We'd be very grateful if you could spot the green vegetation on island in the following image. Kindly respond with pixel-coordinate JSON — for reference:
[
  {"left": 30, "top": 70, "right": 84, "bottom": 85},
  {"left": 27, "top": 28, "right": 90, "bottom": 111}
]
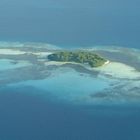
[{"left": 48, "top": 51, "right": 107, "bottom": 67}]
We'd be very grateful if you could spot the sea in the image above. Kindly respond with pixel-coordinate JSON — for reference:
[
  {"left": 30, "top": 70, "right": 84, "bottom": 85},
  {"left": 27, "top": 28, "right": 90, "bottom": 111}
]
[{"left": 0, "top": 0, "right": 140, "bottom": 140}]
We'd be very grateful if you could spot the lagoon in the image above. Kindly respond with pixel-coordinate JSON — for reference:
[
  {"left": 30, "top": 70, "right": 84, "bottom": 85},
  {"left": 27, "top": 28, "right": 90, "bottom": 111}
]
[{"left": 0, "top": 44, "right": 140, "bottom": 140}]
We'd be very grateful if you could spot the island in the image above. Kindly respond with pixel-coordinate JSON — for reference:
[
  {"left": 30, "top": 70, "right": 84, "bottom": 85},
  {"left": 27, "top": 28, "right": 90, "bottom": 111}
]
[
  {"left": 47, "top": 51, "right": 107, "bottom": 67},
  {"left": 0, "top": 42, "right": 140, "bottom": 104}
]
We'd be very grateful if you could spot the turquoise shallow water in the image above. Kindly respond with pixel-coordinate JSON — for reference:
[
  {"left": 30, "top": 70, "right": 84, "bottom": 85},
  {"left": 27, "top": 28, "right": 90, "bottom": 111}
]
[
  {"left": 8, "top": 67, "right": 112, "bottom": 104},
  {"left": 0, "top": 59, "right": 30, "bottom": 71},
  {"left": 0, "top": 43, "right": 140, "bottom": 140}
]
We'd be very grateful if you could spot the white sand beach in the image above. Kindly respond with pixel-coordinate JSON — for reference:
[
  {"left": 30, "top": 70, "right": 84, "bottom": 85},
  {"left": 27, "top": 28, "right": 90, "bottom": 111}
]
[
  {"left": 33, "top": 52, "right": 53, "bottom": 58},
  {"left": 94, "top": 62, "right": 140, "bottom": 79},
  {"left": 45, "top": 60, "right": 140, "bottom": 79},
  {"left": 0, "top": 49, "right": 26, "bottom": 55},
  {"left": 45, "top": 61, "right": 79, "bottom": 66},
  {"left": 0, "top": 48, "right": 52, "bottom": 57}
]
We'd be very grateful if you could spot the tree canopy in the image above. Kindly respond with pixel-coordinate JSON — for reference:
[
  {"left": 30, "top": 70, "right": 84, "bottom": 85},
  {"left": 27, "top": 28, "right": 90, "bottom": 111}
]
[{"left": 48, "top": 51, "right": 107, "bottom": 67}]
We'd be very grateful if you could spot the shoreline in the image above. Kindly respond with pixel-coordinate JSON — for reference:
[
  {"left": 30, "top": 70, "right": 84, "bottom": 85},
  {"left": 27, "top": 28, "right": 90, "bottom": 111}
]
[
  {"left": 93, "top": 61, "right": 140, "bottom": 79},
  {"left": 45, "top": 60, "right": 140, "bottom": 79},
  {"left": 0, "top": 47, "right": 140, "bottom": 80},
  {"left": 103, "top": 60, "right": 110, "bottom": 66},
  {"left": 45, "top": 59, "right": 109, "bottom": 67}
]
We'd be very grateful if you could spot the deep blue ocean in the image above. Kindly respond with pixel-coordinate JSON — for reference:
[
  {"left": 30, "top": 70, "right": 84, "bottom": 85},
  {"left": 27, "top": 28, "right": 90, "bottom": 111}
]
[
  {"left": 0, "top": 0, "right": 140, "bottom": 49},
  {"left": 0, "top": 0, "right": 140, "bottom": 140}
]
